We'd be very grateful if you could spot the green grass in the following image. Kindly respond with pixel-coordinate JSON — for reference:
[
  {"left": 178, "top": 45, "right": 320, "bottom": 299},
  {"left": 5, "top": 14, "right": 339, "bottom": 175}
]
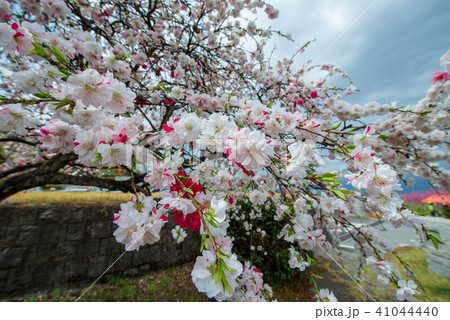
[
  {"left": 7, "top": 262, "right": 314, "bottom": 302},
  {"left": 386, "top": 246, "right": 450, "bottom": 302},
  {"left": 346, "top": 246, "right": 450, "bottom": 302},
  {"left": 50, "top": 289, "right": 62, "bottom": 302},
  {"left": 147, "top": 281, "right": 161, "bottom": 294},
  {"left": 9, "top": 263, "right": 209, "bottom": 302},
  {"left": 406, "top": 203, "right": 450, "bottom": 218}
]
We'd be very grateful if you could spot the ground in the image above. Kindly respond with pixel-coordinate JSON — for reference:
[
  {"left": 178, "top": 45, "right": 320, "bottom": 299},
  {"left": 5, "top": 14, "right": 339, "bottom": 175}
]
[{"left": 3, "top": 246, "right": 448, "bottom": 302}]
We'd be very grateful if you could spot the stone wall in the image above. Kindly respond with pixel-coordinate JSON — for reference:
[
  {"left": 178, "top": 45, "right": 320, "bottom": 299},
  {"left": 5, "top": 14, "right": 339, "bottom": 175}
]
[{"left": 0, "top": 204, "right": 200, "bottom": 297}]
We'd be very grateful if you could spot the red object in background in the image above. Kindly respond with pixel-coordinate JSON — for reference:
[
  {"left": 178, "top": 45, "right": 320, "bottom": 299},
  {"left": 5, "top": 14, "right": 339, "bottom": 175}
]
[
  {"left": 402, "top": 189, "right": 449, "bottom": 204},
  {"left": 421, "top": 194, "right": 450, "bottom": 205}
]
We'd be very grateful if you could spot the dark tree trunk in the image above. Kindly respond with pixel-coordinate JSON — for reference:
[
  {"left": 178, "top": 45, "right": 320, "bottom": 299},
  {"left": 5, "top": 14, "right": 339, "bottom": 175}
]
[{"left": 0, "top": 153, "right": 145, "bottom": 201}]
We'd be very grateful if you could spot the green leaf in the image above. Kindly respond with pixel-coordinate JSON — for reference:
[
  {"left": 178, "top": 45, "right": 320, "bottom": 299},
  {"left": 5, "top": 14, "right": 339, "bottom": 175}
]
[
  {"left": 288, "top": 203, "right": 295, "bottom": 215},
  {"left": 331, "top": 189, "right": 346, "bottom": 200},
  {"left": 306, "top": 255, "right": 316, "bottom": 264},
  {"left": 29, "top": 38, "right": 49, "bottom": 59},
  {"left": 379, "top": 134, "right": 389, "bottom": 142},
  {"left": 221, "top": 272, "right": 232, "bottom": 293},
  {"left": 345, "top": 145, "right": 356, "bottom": 152},
  {"left": 331, "top": 122, "right": 342, "bottom": 130},
  {"left": 215, "top": 259, "right": 234, "bottom": 294},
  {"left": 288, "top": 227, "right": 294, "bottom": 237},
  {"left": 426, "top": 232, "right": 444, "bottom": 250},
  {"left": 57, "top": 67, "right": 73, "bottom": 76},
  {"left": 200, "top": 234, "right": 208, "bottom": 251},
  {"left": 131, "top": 158, "right": 137, "bottom": 171},
  {"left": 93, "top": 153, "right": 102, "bottom": 164},
  {"left": 218, "top": 250, "right": 230, "bottom": 260},
  {"left": 206, "top": 216, "right": 219, "bottom": 228},
  {"left": 431, "top": 237, "right": 440, "bottom": 250},
  {"left": 33, "top": 92, "right": 52, "bottom": 99},
  {"left": 221, "top": 261, "right": 236, "bottom": 273},
  {"left": 320, "top": 173, "right": 337, "bottom": 179},
  {"left": 49, "top": 45, "right": 67, "bottom": 64},
  {"left": 271, "top": 157, "right": 280, "bottom": 164},
  {"left": 321, "top": 175, "right": 339, "bottom": 183},
  {"left": 53, "top": 101, "right": 70, "bottom": 109}
]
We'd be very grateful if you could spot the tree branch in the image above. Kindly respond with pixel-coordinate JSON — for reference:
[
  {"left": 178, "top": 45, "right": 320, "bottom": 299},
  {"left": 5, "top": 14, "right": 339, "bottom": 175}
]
[
  {"left": 0, "top": 162, "right": 44, "bottom": 179},
  {"left": 0, "top": 151, "right": 150, "bottom": 200},
  {"left": 0, "top": 137, "right": 39, "bottom": 146},
  {"left": 0, "top": 152, "right": 77, "bottom": 200}
]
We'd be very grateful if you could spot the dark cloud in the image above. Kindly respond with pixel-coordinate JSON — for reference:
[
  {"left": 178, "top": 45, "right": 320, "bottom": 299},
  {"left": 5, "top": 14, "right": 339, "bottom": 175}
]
[{"left": 255, "top": 0, "right": 450, "bottom": 105}]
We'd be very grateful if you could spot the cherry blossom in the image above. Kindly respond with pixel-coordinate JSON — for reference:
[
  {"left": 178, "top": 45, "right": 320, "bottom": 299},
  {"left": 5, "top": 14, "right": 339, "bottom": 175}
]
[
  {"left": 396, "top": 280, "right": 420, "bottom": 301},
  {"left": 171, "top": 225, "right": 187, "bottom": 244},
  {"left": 113, "top": 196, "right": 168, "bottom": 251},
  {"left": 316, "top": 288, "right": 338, "bottom": 302},
  {"left": 191, "top": 250, "right": 243, "bottom": 301}
]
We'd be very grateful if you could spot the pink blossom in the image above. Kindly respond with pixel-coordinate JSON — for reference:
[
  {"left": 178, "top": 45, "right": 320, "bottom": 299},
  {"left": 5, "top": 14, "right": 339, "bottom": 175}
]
[{"left": 431, "top": 71, "right": 450, "bottom": 84}]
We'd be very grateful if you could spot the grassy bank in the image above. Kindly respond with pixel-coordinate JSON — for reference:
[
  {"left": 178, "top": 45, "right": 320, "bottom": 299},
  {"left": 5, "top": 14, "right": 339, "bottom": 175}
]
[
  {"left": 4, "top": 191, "right": 160, "bottom": 204},
  {"left": 346, "top": 246, "right": 450, "bottom": 302},
  {"left": 406, "top": 203, "right": 450, "bottom": 218},
  {"left": 385, "top": 246, "right": 450, "bottom": 302}
]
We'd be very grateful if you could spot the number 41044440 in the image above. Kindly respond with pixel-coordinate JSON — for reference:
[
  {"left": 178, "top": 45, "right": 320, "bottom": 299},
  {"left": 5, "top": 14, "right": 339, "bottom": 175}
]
[{"left": 376, "top": 307, "right": 438, "bottom": 317}]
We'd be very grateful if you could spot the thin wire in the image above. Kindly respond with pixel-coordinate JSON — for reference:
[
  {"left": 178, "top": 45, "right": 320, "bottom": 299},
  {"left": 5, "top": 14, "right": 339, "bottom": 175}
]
[
  {"left": 312, "top": 0, "right": 379, "bottom": 65},
  {"left": 75, "top": 249, "right": 128, "bottom": 302}
]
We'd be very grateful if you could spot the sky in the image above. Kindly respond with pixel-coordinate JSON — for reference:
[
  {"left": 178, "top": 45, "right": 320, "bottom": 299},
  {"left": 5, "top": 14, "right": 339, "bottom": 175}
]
[{"left": 254, "top": 0, "right": 450, "bottom": 106}]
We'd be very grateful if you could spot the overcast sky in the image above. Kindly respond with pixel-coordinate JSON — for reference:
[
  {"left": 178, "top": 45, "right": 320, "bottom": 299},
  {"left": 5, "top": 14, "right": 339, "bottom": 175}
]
[{"left": 254, "top": 0, "right": 450, "bottom": 106}]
